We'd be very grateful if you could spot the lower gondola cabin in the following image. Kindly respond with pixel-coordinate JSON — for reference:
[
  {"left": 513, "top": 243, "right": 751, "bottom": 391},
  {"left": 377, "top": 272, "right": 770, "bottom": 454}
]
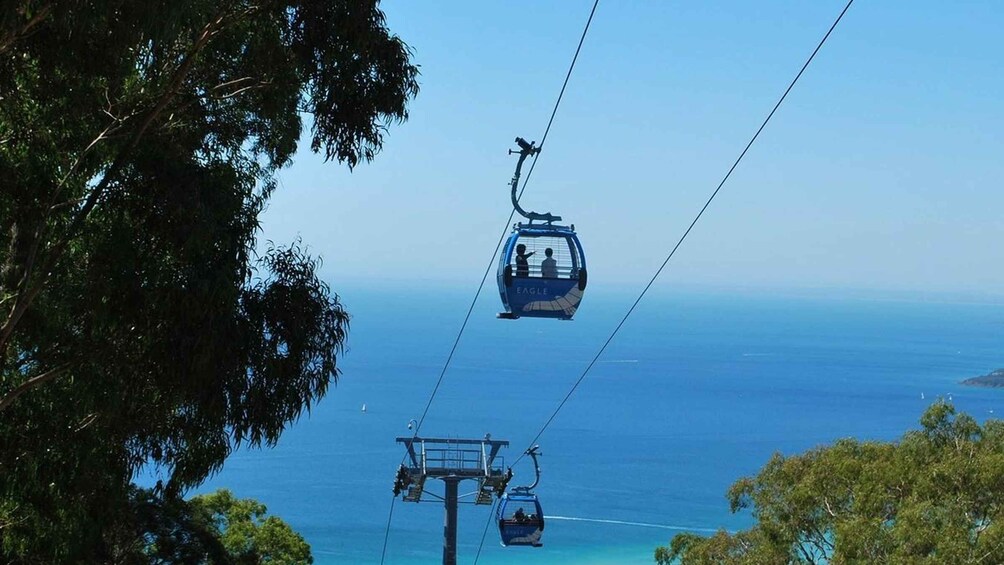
[{"left": 497, "top": 490, "right": 544, "bottom": 547}]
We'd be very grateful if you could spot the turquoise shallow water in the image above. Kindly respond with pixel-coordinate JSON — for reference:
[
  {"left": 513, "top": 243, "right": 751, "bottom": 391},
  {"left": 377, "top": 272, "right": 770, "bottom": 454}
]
[{"left": 149, "top": 285, "right": 1004, "bottom": 564}]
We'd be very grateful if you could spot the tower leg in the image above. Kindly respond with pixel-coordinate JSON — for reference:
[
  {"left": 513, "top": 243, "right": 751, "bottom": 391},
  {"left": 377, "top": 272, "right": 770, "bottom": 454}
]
[{"left": 443, "top": 478, "right": 459, "bottom": 565}]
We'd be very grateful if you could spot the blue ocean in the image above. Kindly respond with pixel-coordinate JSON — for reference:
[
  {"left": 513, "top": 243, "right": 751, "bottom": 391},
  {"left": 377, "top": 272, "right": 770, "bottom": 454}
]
[{"left": 177, "top": 284, "right": 1004, "bottom": 564}]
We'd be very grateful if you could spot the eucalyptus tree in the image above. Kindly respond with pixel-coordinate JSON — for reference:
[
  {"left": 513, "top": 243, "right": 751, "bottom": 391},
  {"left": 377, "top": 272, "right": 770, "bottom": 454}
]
[
  {"left": 189, "top": 489, "right": 312, "bottom": 564},
  {"left": 657, "top": 402, "right": 1004, "bottom": 564},
  {"left": 105, "top": 488, "right": 311, "bottom": 564},
  {"left": 0, "top": 0, "right": 418, "bottom": 560}
]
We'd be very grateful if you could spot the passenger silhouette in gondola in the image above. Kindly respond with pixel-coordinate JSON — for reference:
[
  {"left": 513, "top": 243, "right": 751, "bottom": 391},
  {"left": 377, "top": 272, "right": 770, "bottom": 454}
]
[
  {"left": 514, "top": 507, "right": 527, "bottom": 523},
  {"left": 515, "top": 244, "right": 535, "bottom": 278},
  {"left": 541, "top": 248, "right": 558, "bottom": 278}
]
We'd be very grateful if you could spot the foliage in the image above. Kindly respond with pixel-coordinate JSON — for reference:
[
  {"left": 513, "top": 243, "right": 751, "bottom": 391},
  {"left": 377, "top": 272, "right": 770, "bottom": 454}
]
[
  {"left": 656, "top": 401, "right": 1004, "bottom": 564},
  {"left": 190, "top": 489, "right": 312, "bottom": 565},
  {"left": 0, "top": 0, "right": 417, "bottom": 561},
  {"left": 102, "top": 487, "right": 310, "bottom": 564},
  {"left": 104, "top": 487, "right": 231, "bottom": 565}
]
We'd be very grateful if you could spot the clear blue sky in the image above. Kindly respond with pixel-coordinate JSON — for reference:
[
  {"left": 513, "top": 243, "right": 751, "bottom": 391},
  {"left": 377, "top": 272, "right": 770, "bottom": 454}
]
[{"left": 259, "top": 1, "right": 1004, "bottom": 299}]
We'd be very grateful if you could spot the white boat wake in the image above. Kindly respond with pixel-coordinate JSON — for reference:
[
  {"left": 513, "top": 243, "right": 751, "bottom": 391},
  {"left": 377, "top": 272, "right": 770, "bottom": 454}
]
[{"left": 546, "top": 515, "right": 722, "bottom": 533}]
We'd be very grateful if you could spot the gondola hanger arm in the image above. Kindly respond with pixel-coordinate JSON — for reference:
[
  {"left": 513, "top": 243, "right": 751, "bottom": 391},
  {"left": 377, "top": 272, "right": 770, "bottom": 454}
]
[
  {"left": 509, "top": 137, "right": 561, "bottom": 224},
  {"left": 523, "top": 445, "right": 542, "bottom": 491}
]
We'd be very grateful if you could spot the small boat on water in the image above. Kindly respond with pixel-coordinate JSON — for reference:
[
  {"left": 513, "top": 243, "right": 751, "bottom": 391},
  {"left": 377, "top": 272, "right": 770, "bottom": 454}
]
[{"left": 361, "top": 403, "right": 367, "bottom": 413}]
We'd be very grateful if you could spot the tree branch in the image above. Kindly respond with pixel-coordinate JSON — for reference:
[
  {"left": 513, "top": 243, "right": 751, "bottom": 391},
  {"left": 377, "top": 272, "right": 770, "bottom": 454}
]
[
  {"left": 0, "top": 505, "right": 28, "bottom": 531},
  {"left": 823, "top": 498, "right": 838, "bottom": 518},
  {"left": 796, "top": 540, "right": 817, "bottom": 564},
  {"left": 0, "top": 363, "right": 70, "bottom": 412},
  {"left": 74, "top": 412, "right": 99, "bottom": 432},
  {"left": 0, "top": 3, "right": 53, "bottom": 55},
  {"left": 212, "top": 80, "right": 272, "bottom": 101}
]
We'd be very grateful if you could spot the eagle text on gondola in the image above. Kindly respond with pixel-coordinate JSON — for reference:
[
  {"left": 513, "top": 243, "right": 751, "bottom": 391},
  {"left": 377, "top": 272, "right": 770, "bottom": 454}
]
[{"left": 516, "top": 287, "right": 550, "bottom": 295}]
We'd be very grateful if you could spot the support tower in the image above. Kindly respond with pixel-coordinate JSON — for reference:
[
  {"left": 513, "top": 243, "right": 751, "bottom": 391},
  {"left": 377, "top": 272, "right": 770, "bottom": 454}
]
[{"left": 393, "top": 436, "right": 512, "bottom": 565}]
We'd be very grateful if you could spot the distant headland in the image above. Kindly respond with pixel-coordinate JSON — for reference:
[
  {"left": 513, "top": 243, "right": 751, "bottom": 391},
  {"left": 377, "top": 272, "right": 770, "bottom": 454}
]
[{"left": 961, "top": 369, "right": 1004, "bottom": 388}]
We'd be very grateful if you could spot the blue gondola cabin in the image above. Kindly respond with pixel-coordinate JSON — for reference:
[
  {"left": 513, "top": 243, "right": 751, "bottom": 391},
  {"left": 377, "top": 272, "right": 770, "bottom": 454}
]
[
  {"left": 497, "top": 224, "right": 587, "bottom": 320},
  {"left": 497, "top": 490, "right": 545, "bottom": 547}
]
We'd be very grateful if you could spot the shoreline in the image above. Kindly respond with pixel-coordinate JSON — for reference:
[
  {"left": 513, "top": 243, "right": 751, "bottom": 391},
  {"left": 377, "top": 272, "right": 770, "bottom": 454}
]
[{"left": 961, "top": 368, "right": 1004, "bottom": 388}]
